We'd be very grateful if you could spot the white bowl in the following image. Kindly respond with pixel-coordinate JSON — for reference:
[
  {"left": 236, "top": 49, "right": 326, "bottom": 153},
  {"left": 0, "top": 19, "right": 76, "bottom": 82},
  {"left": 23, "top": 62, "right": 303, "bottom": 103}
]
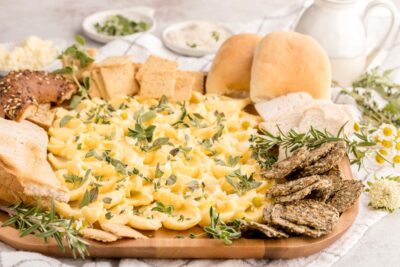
[
  {"left": 0, "top": 38, "right": 66, "bottom": 77},
  {"left": 82, "top": 6, "right": 156, "bottom": 44},
  {"left": 162, "top": 21, "right": 233, "bottom": 57}
]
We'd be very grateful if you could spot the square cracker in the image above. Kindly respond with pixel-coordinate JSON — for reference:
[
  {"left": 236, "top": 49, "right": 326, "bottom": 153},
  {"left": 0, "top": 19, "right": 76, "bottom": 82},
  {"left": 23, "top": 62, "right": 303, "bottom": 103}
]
[
  {"left": 91, "top": 69, "right": 108, "bottom": 99},
  {"left": 139, "top": 70, "right": 176, "bottom": 98},
  {"left": 183, "top": 71, "right": 206, "bottom": 93},
  {"left": 174, "top": 71, "right": 195, "bottom": 101},
  {"left": 136, "top": 55, "right": 178, "bottom": 82},
  {"left": 95, "top": 55, "right": 133, "bottom": 68},
  {"left": 88, "top": 72, "right": 102, "bottom": 99},
  {"left": 100, "top": 63, "right": 139, "bottom": 98}
]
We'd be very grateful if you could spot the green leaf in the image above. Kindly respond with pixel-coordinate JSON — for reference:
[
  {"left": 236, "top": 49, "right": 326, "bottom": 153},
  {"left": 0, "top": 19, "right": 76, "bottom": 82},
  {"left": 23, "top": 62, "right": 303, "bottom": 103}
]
[
  {"left": 59, "top": 115, "right": 73, "bottom": 127},
  {"left": 20, "top": 224, "right": 39, "bottom": 237},
  {"left": 102, "top": 197, "right": 112, "bottom": 204},
  {"left": 69, "top": 95, "right": 82, "bottom": 109},
  {"left": 141, "top": 111, "right": 157, "bottom": 122},
  {"left": 165, "top": 174, "right": 177, "bottom": 186},
  {"left": 105, "top": 212, "right": 113, "bottom": 220},
  {"left": 53, "top": 66, "right": 73, "bottom": 75},
  {"left": 85, "top": 149, "right": 97, "bottom": 158},
  {"left": 63, "top": 173, "right": 82, "bottom": 184},
  {"left": 75, "top": 35, "right": 86, "bottom": 46},
  {"left": 155, "top": 164, "right": 164, "bottom": 178},
  {"left": 187, "top": 180, "right": 199, "bottom": 191},
  {"left": 79, "top": 187, "right": 98, "bottom": 208}
]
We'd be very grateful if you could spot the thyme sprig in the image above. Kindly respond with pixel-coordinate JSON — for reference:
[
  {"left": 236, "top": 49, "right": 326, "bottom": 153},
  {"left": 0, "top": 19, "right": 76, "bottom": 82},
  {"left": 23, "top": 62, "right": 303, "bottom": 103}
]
[
  {"left": 250, "top": 124, "right": 376, "bottom": 168},
  {"left": 203, "top": 207, "right": 241, "bottom": 245},
  {"left": 341, "top": 67, "right": 400, "bottom": 127},
  {"left": 0, "top": 199, "right": 89, "bottom": 258}
]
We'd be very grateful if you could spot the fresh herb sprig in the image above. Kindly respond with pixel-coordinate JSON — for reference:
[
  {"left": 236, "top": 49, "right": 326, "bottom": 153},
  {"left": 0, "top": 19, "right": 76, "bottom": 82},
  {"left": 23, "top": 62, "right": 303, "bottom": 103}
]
[
  {"left": 151, "top": 202, "right": 174, "bottom": 215},
  {"left": 54, "top": 35, "right": 94, "bottom": 108},
  {"left": 250, "top": 124, "right": 376, "bottom": 168},
  {"left": 94, "top": 15, "right": 149, "bottom": 36},
  {"left": 0, "top": 199, "right": 89, "bottom": 258},
  {"left": 225, "top": 169, "right": 261, "bottom": 194},
  {"left": 341, "top": 68, "right": 400, "bottom": 127},
  {"left": 203, "top": 207, "right": 241, "bottom": 245}
]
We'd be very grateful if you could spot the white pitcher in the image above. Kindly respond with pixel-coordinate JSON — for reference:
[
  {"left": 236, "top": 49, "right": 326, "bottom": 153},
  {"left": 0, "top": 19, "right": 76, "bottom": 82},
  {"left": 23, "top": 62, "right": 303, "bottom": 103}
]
[{"left": 295, "top": 0, "right": 400, "bottom": 85}]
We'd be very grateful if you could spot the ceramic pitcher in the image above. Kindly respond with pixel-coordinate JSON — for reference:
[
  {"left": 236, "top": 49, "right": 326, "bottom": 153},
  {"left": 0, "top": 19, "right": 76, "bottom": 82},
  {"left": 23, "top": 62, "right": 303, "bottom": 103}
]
[{"left": 295, "top": 0, "right": 400, "bottom": 85}]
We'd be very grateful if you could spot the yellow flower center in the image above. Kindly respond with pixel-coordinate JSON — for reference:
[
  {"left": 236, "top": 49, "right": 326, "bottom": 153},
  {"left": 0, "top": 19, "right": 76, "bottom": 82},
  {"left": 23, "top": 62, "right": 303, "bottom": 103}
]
[
  {"left": 383, "top": 127, "right": 393, "bottom": 136},
  {"left": 375, "top": 154, "right": 385, "bottom": 164},
  {"left": 379, "top": 149, "right": 388, "bottom": 156},
  {"left": 353, "top": 123, "right": 360, "bottom": 132},
  {"left": 394, "top": 155, "right": 400, "bottom": 164},
  {"left": 381, "top": 140, "right": 392, "bottom": 148},
  {"left": 396, "top": 142, "right": 400, "bottom": 151}
]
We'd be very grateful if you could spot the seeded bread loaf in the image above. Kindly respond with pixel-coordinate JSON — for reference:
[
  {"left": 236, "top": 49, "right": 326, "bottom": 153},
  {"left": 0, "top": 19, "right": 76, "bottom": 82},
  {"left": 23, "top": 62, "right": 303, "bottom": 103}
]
[{"left": 0, "top": 70, "right": 77, "bottom": 121}]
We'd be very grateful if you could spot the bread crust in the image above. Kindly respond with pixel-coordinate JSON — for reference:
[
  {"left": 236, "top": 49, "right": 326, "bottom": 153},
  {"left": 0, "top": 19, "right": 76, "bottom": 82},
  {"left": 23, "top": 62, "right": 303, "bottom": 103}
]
[
  {"left": 0, "top": 118, "right": 69, "bottom": 204},
  {"left": 250, "top": 32, "right": 331, "bottom": 102},
  {"left": 206, "top": 33, "right": 261, "bottom": 97},
  {"left": 0, "top": 70, "right": 77, "bottom": 121}
]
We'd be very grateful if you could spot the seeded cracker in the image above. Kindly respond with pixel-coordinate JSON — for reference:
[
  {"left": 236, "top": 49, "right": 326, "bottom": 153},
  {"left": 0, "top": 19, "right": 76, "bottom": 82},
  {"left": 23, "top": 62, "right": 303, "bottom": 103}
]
[
  {"left": 298, "top": 141, "right": 346, "bottom": 177},
  {"left": 327, "top": 180, "right": 364, "bottom": 213},
  {"left": 270, "top": 200, "right": 339, "bottom": 238},
  {"left": 239, "top": 220, "right": 289, "bottom": 239},
  {"left": 261, "top": 148, "right": 309, "bottom": 179},
  {"left": 267, "top": 175, "right": 332, "bottom": 203}
]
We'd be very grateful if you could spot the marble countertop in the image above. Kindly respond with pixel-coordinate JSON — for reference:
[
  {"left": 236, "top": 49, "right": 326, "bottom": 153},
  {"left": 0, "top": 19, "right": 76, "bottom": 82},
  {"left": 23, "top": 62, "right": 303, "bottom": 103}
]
[{"left": 1, "top": 0, "right": 400, "bottom": 266}]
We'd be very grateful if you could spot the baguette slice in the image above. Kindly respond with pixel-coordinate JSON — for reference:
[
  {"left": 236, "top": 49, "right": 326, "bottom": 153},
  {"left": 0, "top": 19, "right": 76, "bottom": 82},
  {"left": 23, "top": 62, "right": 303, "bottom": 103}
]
[{"left": 0, "top": 118, "right": 69, "bottom": 204}]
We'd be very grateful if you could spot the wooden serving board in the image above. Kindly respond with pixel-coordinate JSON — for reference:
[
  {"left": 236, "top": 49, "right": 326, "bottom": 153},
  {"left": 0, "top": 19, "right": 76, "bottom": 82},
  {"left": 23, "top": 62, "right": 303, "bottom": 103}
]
[{"left": 0, "top": 158, "right": 359, "bottom": 259}]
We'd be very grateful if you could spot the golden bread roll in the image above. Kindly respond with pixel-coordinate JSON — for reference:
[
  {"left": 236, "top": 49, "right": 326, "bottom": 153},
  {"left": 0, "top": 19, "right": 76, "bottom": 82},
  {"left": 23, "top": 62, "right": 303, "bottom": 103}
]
[
  {"left": 206, "top": 33, "right": 261, "bottom": 97},
  {"left": 250, "top": 31, "right": 331, "bottom": 102}
]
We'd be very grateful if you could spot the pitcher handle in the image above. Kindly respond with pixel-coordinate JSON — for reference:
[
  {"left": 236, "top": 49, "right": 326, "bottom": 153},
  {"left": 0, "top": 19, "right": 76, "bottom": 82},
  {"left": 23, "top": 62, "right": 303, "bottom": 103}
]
[{"left": 363, "top": 0, "right": 400, "bottom": 69}]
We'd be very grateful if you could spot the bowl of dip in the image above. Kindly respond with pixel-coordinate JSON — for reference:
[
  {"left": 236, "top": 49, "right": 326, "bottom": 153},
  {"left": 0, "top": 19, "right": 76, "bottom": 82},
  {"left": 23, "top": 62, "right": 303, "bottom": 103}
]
[
  {"left": 82, "top": 6, "right": 156, "bottom": 43},
  {"left": 162, "top": 21, "right": 233, "bottom": 57}
]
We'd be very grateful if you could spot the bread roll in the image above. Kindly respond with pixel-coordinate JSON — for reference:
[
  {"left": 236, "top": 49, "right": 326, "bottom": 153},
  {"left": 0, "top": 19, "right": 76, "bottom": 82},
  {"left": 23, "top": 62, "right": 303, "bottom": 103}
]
[
  {"left": 206, "top": 33, "right": 261, "bottom": 97},
  {"left": 250, "top": 32, "right": 331, "bottom": 102}
]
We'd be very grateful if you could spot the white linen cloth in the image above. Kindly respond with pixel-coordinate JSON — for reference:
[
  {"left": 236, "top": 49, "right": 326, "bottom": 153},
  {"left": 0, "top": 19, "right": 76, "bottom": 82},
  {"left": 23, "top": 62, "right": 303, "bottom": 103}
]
[{"left": 2, "top": 0, "right": 400, "bottom": 266}]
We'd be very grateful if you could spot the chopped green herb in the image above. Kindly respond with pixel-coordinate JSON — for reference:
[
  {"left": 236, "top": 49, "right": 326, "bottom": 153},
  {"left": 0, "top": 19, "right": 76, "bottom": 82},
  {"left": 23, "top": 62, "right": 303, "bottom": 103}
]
[
  {"left": 203, "top": 207, "right": 241, "bottom": 245},
  {"left": 225, "top": 169, "right": 261, "bottom": 194},
  {"left": 105, "top": 212, "right": 113, "bottom": 220},
  {"left": 102, "top": 197, "right": 112, "bottom": 204},
  {"left": 151, "top": 202, "right": 174, "bottom": 215},
  {"left": 189, "top": 233, "right": 196, "bottom": 239},
  {"left": 94, "top": 15, "right": 149, "bottom": 36},
  {"left": 165, "top": 174, "right": 177, "bottom": 186},
  {"left": 211, "top": 31, "right": 220, "bottom": 41},
  {"left": 63, "top": 173, "right": 82, "bottom": 184},
  {"left": 79, "top": 187, "right": 99, "bottom": 208},
  {"left": 155, "top": 164, "right": 164, "bottom": 179},
  {"left": 59, "top": 115, "right": 73, "bottom": 127},
  {"left": 187, "top": 180, "right": 199, "bottom": 191}
]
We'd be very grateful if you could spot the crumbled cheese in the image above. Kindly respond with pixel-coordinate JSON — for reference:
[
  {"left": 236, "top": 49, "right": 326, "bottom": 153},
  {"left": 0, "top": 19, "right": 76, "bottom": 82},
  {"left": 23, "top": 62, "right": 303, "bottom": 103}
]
[
  {"left": 0, "top": 36, "right": 58, "bottom": 71},
  {"left": 369, "top": 179, "right": 400, "bottom": 212}
]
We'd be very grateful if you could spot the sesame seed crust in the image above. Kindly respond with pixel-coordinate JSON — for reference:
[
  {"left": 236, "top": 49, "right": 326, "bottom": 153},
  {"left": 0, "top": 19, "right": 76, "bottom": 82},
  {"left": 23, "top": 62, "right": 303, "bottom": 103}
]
[{"left": 0, "top": 70, "right": 77, "bottom": 121}]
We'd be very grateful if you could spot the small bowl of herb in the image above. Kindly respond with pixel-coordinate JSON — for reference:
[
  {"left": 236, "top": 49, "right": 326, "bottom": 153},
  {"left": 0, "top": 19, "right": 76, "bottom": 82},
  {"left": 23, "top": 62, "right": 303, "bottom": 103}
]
[{"left": 82, "top": 6, "right": 156, "bottom": 43}]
